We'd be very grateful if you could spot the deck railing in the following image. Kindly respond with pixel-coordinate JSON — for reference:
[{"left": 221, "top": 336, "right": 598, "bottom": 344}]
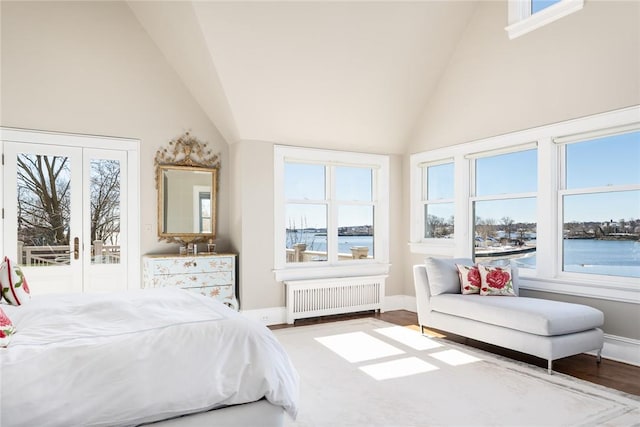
[
  {"left": 286, "top": 244, "right": 371, "bottom": 262},
  {"left": 17, "top": 241, "right": 120, "bottom": 266}
]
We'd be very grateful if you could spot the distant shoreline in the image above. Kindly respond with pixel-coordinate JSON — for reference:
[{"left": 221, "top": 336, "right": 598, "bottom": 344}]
[{"left": 564, "top": 235, "right": 639, "bottom": 241}]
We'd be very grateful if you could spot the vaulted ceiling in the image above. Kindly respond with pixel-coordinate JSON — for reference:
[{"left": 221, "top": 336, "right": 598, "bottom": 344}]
[{"left": 128, "top": 1, "right": 478, "bottom": 154}]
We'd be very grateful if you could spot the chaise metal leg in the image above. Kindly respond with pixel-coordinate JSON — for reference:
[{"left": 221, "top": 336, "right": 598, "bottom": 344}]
[
  {"left": 421, "top": 325, "right": 425, "bottom": 335},
  {"left": 596, "top": 349, "right": 602, "bottom": 364},
  {"left": 547, "top": 360, "right": 553, "bottom": 375}
]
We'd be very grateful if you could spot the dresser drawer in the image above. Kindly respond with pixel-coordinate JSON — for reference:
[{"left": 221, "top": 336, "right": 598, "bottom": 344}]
[
  {"left": 148, "top": 272, "right": 233, "bottom": 289},
  {"left": 184, "top": 284, "right": 234, "bottom": 300},
  {"left": 150, "top": 256, "right": 234, "bottom": 275}
]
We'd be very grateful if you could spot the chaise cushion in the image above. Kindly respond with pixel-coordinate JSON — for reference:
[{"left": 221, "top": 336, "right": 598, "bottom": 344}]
[
  {"left": 430, "top": 294, "right": 604, "bottom": 336},
  {"left": 425, "top": 257, "right": 474, "bottom": 296}
]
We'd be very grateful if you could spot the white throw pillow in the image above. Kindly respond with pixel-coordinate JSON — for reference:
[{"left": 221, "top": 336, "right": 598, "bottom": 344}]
[{"left": 424, "top": 257, "right": 474, "bottom": 296}]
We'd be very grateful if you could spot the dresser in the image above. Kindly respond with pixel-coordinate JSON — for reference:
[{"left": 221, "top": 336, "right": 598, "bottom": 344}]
[{"left": 142, "top": 253, "right": 238, "bottom": 310}]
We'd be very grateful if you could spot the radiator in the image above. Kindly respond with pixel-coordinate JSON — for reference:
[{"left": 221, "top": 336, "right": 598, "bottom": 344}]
[{"left": 284, "top": 275, "right": 386, "bottom": 324}]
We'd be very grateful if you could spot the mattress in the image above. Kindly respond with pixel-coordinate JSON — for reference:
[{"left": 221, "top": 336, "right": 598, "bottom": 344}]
[{"left": 0, "top": 288, "right": 299, "bottom": 426}]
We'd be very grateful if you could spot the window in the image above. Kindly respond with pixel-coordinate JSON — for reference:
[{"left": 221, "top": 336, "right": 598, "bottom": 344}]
[
  {"left": 472, "top": 148, "right": 537, "bottom": 269},
  {"left": 506, "top": 0, "right": 584, "bottom": 39},
  {"left": 274, "top": 146, "right": 389, "bottom": 280},
  {"left": 410, "top": 106, "right": 639, "bottom": 302},
  {"left": 559, "top": 130, "right": 640, "bottom": 279},
  {"left": 422, "top": 161, "right": 454, "bottom": 239}
]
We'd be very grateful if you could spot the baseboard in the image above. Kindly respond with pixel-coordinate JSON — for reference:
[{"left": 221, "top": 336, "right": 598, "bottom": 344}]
[
  {"left": 598, "top": 334, "right": 640, "bottom": 367},
  {"left": 240, "top": 306, "right": 287, "bottom": 326},
  {"left": 383, "top": 295, "right": 416, "bottom": 312}
]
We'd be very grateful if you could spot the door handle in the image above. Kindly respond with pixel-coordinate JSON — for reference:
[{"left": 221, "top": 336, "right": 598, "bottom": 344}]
[{"left": 74, "top": 237, "right": 80, "bottom": 260}]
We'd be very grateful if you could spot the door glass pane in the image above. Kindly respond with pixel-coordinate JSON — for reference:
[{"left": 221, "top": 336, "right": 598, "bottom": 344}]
[
  {"left": 424, "top": 203, "right": 454, "bottom": 238},
  {"left": 17, "top": 154, "right": 71, "bottom": 267},
  {"left": 90, "top": 159, "right": 121, "bottom": 264},
  {"left": 286, "top": 204, "right": 327, "bottom": 263},
  {"left": 338, "top": 205, "right": 374, "bottom": 261},
  {"left": 476, "top": 149, "right": 537, "bottom": 196},
  {"left": 473, "top": 198, "right": 537, "bottom": 269},
  {"left": 336, "top": 167, "right": 372, "bottom": 202},
  {"left": 563, "top": 191, "right": 640, "bottom": 278}
]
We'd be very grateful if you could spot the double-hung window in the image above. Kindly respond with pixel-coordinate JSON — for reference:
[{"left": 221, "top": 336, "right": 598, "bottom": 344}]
[
  {"left": 557, "top": 129, "right": 640, "bottom": 279},
  {"left": 471, "top": 146, "right": 538, "bottom": 269},
  {"left": 410, "top": 106, "right": 639, "bottom": 302},
  {"left": 274, "top": 145, "right": 389, "bottom": 281},
  {"left": 422, "top": 161, "right": 455, "bottom": 240}
]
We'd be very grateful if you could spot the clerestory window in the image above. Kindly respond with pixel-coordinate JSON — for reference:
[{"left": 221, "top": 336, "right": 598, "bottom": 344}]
[{"left": 506, "top": 0, "right": 584, "bottom": 39}]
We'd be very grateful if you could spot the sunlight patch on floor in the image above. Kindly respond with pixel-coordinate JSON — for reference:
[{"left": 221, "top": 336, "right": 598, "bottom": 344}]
[
  {"left": 359, "top": 357, "right": 439, "bottom": 380},
  {"left": 429, "top": 349, "right": 482, "bottom": 366},
  {"left": 315, "top": 331, "right": 404, "bottom": 363},
  {"left": 374, "top": 326, "right": 444, "bottom": 351}
]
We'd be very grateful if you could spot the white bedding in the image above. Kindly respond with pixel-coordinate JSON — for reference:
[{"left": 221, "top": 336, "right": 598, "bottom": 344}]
[{"left": 0, "top": 288, "right": 299, "bottom": 426}]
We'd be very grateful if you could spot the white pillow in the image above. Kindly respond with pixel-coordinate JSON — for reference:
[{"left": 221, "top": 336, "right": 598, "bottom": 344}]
[{"left": 424, "top": 257, "right": 474, "bottom": 296}]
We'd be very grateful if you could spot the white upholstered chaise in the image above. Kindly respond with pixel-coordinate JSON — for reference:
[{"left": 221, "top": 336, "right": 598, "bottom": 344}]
[{"left": 413, "top": 259, "right": 604, "bottom": 374}]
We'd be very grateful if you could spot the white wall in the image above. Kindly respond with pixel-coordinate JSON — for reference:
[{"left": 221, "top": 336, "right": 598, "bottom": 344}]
[
  {"left": 230, "top": 140, "right": 406, "bottom": 311},
  {"left": 404, "top": 0, "right": 640, "bottom": 339},
  {"left": 408, "top": 0, "right": 639, "bottom": 154},
  {"left": 0, "top": 1, "right": 230, "bottom": 259}
]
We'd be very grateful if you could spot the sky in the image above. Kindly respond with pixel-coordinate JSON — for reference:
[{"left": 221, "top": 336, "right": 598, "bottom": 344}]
[{"left": 285, "top": 131, "right": 640, "bottom": 229}]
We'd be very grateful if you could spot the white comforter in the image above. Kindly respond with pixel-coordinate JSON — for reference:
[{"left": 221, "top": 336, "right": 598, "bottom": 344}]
[{"left": 0, "top": 288, "right": 299, "bottom": 426}]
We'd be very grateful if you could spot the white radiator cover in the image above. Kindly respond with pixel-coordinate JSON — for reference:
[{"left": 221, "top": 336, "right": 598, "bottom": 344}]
[{"left": 284, "top": 275, "right": 386, "bottom": 324}]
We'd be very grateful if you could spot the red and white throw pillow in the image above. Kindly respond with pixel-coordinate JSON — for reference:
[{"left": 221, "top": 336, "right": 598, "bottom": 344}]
[
  {"left": 0, "top": 306, "right": 16, "bottom": 347},
  {"left": 456, "top": 264, "right": 481, "bottom": 294},
  {"left": 478, "top": 264, "right": 516, "bottom": 296},
  {"left": 0, "top": 256, "right": 31, "bottom": 305}
]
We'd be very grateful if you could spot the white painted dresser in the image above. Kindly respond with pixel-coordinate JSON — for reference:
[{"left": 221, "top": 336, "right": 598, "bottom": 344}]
[{"left": 142, "top": 253, "right": 238, "bottom": 310}]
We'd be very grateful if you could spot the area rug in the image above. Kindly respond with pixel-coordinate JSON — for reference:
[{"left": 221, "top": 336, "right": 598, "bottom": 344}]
[{"left": 273, "top": 318, "right": 640, "bottom": 427}]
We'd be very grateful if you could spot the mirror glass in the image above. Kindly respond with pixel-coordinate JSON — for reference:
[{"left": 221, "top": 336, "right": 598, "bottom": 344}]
[{"left": 158, "top": 165, "right": 217, "bottom": 241}]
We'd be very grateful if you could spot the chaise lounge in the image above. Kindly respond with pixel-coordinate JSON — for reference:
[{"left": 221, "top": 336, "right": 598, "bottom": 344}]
[{"left": 413, "top": 258, "right": 605, "bottom": 374}]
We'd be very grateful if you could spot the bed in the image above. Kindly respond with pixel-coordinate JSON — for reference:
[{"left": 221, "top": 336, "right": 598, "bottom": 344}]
[{"left": 0, "top": 288, "right": 299, "bottom": 426}]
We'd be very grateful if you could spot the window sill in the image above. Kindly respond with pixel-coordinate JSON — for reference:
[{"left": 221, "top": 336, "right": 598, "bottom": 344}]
[
  {"left": 505, "top": 0, "right": 584, "bottom": 39},
  {"left": 408, "top": 241, "right": 456, "bottom": 257},
  {"left": 274, "top": 262, "right": 390, "bottom": 282},
  {"left": 519, "top": 276, "right": 639, "bottom": 304}
]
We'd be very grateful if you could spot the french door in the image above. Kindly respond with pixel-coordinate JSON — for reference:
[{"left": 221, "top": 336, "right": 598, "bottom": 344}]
[{"left": 1, "top": 129, "right": 139, "bottom": 294}]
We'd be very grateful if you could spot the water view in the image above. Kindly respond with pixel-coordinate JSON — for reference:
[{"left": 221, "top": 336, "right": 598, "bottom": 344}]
[{"left": 500, "top": 239, "right": 640, "bottom": 278}]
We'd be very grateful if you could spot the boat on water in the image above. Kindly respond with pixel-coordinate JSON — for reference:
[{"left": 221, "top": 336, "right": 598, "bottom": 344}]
[{"left": 475, "top": 245, "right": 536, "bottom": 257}]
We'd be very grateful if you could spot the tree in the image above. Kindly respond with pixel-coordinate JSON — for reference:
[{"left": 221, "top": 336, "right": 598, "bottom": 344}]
[
  {"left": 17, "top": 154, "right": 70, "bottom": 246},
  {"left": 90, "top": 160, "right": 121, "bottom": 245},
  {"left": 501, "top": 216, "right": 514, "bottom": 240},
  {"left": 17, "top": 155, "right": 121, "bottom": 248}
]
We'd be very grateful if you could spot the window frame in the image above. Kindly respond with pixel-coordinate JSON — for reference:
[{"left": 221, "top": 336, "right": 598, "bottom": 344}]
[
  {"left": 469, "top": 144, "right": 538, "bottom": 267},
  {"left": 421, "top": 159, "right": 456, "bottom": 241},
  {"left": 274, "top": 145, "right": 390, "bottom": 281},
  {"left": 505, "top": 0, "right": 584, "bottom": 40},
  {"left": 409, "top": 106, "right": 640, "bottom": 303}
]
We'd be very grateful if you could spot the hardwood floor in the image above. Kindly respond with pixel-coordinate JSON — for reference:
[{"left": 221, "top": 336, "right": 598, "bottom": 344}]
[{"left": 270, "top": 309, "right": 640, "bottom": 397}]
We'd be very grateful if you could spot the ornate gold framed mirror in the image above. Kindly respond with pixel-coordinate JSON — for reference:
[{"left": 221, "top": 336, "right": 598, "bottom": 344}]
[{"left": 155, "top": 133, "right": 220, "bottom": 244}]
